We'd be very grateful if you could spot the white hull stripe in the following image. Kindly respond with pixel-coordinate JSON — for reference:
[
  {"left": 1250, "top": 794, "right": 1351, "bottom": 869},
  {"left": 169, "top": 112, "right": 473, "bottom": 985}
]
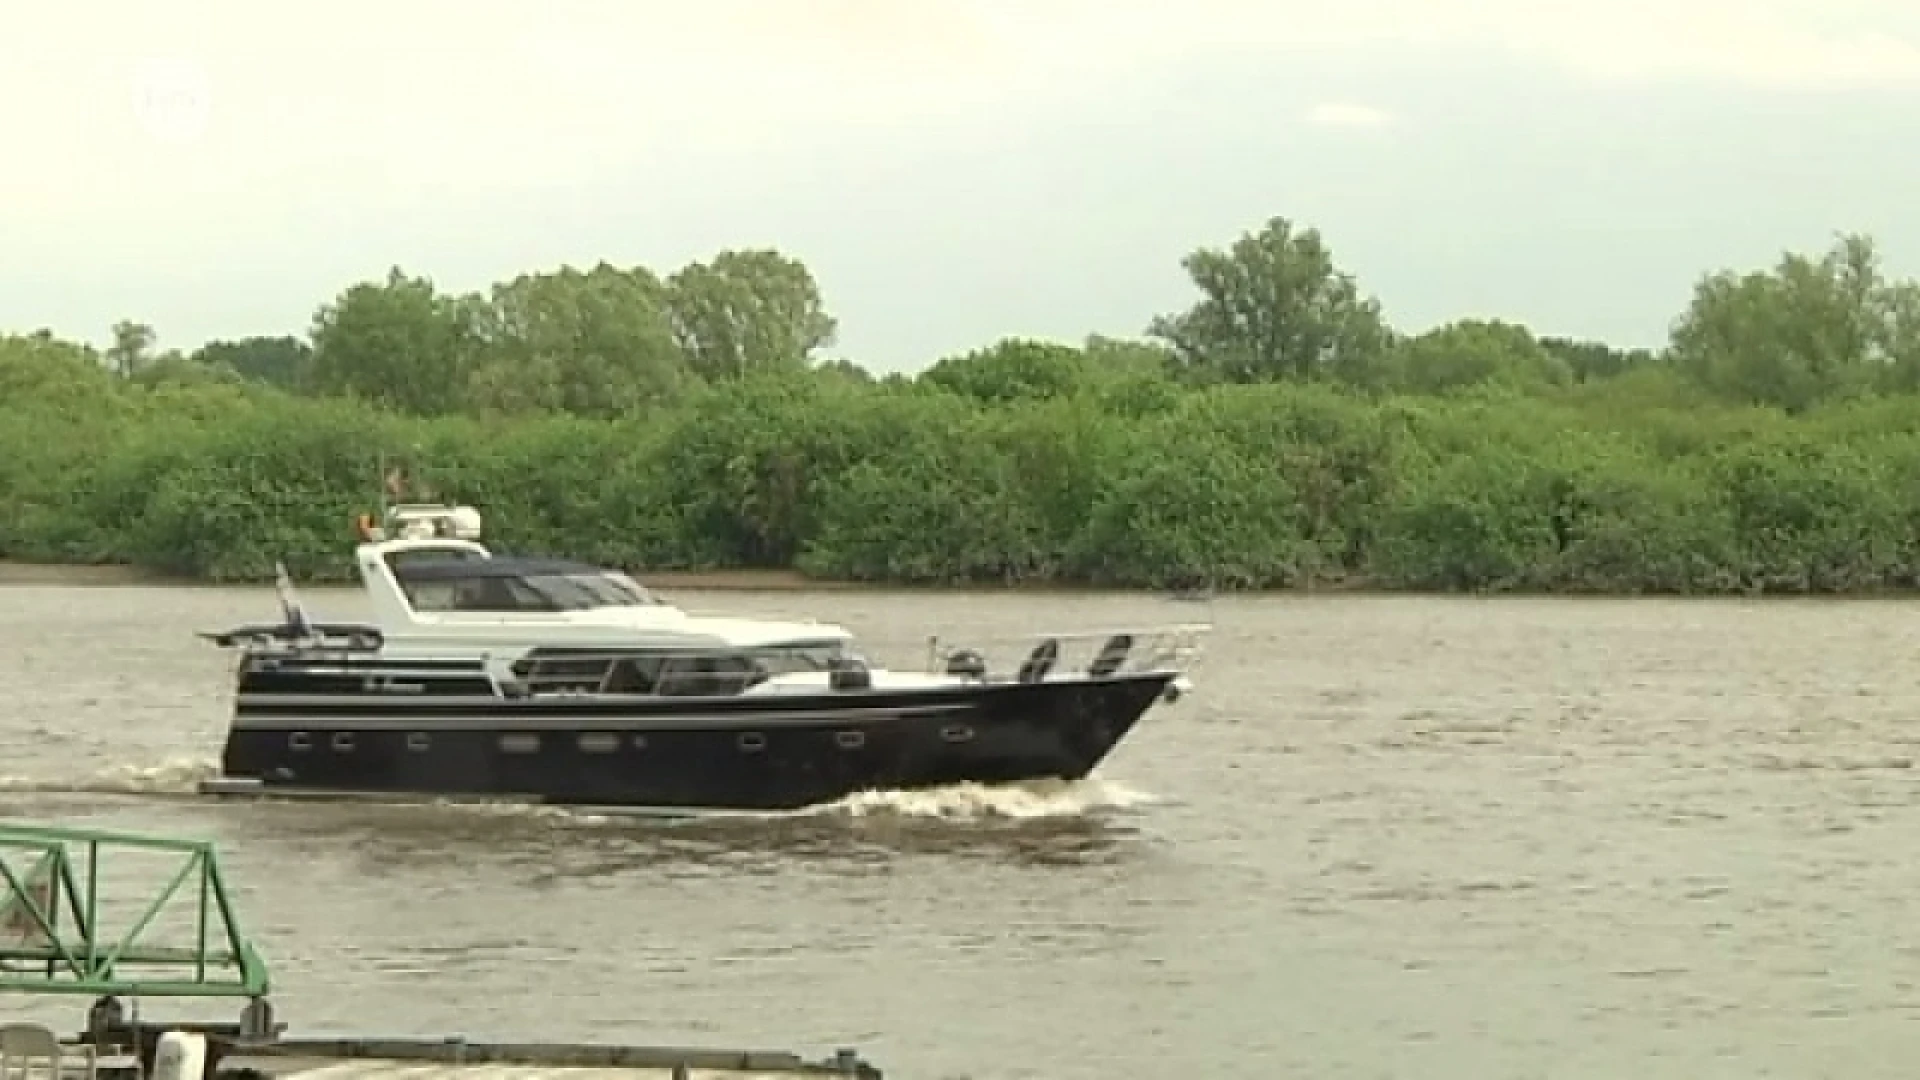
[
  {"left": 230, "top": 702, "right": 978, "bottom": 732},
  {"left": 233, "top": 675, "right": 1158, "bottom": 712}
]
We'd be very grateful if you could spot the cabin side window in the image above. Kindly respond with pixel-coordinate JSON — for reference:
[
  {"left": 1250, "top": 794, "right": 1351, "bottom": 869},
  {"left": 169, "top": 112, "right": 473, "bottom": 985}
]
[
  {"left": 454, "top": 576, "right": 556, "bottom": 613},
  {"left": 511, "top": 651, "right": 667, "bottom": 694},
  {"left": 643, "top": 643, "right": 850, "bottom": 695},
  {"left": 602, "top": 655, "right": 666, "bottom": 694},
  {"left": 498, "top": 733, "right": 541, "bottom": 754},
  {"left": 400, "top": 581, "right": 462, "bottom": 612},
  {"left": 751, "top": 643, "right": 850, "bottom": 677},
  {"left": 656, "top": 654, "right": 761, "bottom": 697},
  {"left": 400, "top": 575, "right": 550, "bottom": 614},
  {"left": 385, "top": 548, "right": 490, "bottom": 612}
]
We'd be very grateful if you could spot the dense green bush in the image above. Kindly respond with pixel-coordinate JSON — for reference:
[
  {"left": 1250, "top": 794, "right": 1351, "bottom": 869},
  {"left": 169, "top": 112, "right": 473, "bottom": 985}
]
[
  {"left": 13, "top": 222, "right": 1920, "bottom": 592},
  {"left": 10, "top": 326, "right": 1920, "bottom": 594}
]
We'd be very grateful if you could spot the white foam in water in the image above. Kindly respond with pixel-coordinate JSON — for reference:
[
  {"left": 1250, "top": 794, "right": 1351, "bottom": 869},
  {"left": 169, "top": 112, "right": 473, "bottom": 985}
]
[
  {"left": 818, "top": 776, "right": 1158, "bottom": 822},
  {"left": 0, "top": 754, "right": 220, "bottom": 796},
  {"left": 96, "top": 756, "right": 223, "bottom": 793},
  {"left": 355, "top": 776, "right": 1158, "bottom": 826}
]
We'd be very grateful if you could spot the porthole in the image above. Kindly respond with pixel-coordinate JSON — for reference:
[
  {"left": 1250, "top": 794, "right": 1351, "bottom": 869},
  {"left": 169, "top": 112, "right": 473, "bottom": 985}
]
[
  {"left": 288, "top": 731, "right": 312, "bottom": 752},
  {"left": 579, "top": 733, "right": 619, "bottom": 754},
  {"left": 406, "top": 732, "right": 431, "bottom": 752},
  {"left": 499, "top": 733, "right": 541, "bottom": 754},
  {"left": 835, "top": 730, "right": 865, "bottom": 750},
  {"left": 940, "top": 724, "right": 975, "bottom": 744},
  {"left": 737, "top": 732, "right": 767, "bottom": 753},
  {"left": 631, "top": 734, "right": 649, "bottom": 751},
  {"left": 330, "top": 731, "right": 356, "bottom": 752}
]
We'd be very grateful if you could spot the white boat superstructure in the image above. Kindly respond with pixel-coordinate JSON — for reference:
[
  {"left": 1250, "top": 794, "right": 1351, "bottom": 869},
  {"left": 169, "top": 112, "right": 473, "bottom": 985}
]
[
  {"left": 354, "top": 506, "right": 841, "bottom": 644},
  {"left": 225, "top": 502, "right": 1206, "bottom": 701},
  {"left": 334, "top": 504, "right": 959, "bottom": 694}
]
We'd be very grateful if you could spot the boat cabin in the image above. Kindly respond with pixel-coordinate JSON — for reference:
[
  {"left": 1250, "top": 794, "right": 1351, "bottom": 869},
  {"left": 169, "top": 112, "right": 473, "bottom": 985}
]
[
  {"left": 347, "top": 503, "right": 677, "bottom": 630},
  {"left": 331, "top": 502, "right": 877, "bottom": 696}
]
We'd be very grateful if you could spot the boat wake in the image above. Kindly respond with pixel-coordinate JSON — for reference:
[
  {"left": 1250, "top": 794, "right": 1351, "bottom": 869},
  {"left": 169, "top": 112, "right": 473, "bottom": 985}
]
[
  {"left": 819, "top": 776, "right": 1158, "bottom": 822},
  {"left": 0, "top": 755, "right": 1159, "bottom": 826},
  {"left": 0, "top": 755, "right": 223, "bottom": 797}
]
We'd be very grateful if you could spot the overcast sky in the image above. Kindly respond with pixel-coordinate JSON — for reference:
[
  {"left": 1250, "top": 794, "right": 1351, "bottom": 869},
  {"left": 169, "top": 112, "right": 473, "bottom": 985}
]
[{"left": 5, "top": 0, "right": 1919, "bottom": 372}]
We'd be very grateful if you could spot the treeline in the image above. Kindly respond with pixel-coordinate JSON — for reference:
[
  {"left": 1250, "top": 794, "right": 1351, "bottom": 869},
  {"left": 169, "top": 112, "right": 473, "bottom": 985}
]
[{"left": 6, "top": 217, "right": 1920, "bottom": 593}]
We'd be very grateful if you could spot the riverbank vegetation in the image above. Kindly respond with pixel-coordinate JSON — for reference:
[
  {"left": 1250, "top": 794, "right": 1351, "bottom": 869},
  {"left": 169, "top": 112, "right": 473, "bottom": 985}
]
[{"left": 6, "top": 219, "right": 1920, "bottom": 593}]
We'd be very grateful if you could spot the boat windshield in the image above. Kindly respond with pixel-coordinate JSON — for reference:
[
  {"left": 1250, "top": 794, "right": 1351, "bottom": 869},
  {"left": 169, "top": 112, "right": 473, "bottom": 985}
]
[
  {"left": 394, "top": 559, "right": 663, "bottom": 614},
  {"left": 514, "top": 571, "right": 656, "bottom": 611}
]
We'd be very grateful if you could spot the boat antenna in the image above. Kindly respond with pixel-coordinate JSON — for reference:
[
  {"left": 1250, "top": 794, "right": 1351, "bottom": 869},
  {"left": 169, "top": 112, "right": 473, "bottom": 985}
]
[
  {"left": 378, "top": 452, "right": 410, "bottom": 522},
  {"left": 273, "top": 561, "right": 313, "bottom": 639}
]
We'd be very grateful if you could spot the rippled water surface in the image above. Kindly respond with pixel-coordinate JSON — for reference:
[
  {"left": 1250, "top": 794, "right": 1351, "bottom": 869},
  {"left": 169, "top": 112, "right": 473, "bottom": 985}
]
[{"left": 4, "top": 582, "right": 1920, "bottom": 1079}]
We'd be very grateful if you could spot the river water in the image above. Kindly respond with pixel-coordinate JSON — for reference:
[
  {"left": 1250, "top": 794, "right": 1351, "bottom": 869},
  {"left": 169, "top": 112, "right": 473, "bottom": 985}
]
[{"left": 2, "top": 582, "right": 1919, "bottom": 1079}]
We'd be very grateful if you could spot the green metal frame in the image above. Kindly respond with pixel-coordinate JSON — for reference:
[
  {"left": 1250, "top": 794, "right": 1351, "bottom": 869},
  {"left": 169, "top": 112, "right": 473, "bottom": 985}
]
[{"left": 0, "top": 824, "right": 269, "bottom": 998}]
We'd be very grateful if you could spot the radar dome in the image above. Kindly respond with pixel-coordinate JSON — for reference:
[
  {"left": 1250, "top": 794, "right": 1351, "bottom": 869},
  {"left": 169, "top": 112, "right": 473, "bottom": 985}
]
[{"left": 444, "top": 506, "right": 483, "bottom": 539}]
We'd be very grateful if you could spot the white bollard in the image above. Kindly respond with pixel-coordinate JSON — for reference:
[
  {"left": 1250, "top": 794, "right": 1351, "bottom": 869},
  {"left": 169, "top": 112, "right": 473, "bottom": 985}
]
[{"left": 152, "top": 1030, "right": 208, "bottom": 1080}]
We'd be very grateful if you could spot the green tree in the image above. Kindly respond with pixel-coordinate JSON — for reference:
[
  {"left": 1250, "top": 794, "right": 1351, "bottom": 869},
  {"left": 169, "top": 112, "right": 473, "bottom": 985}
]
[
  {"left": 1538, "top": 335, "right": 1657, "bottom": 382},
  {"left": 1073, "top": 423, "right": 1308, "bottom": 589},
  {"left": 191, "top": 336, "right": 312, "bottom": 389},
  {"left": 665, "top": 249, "right": 837, "bottom": 380},
  {"left": 1670, "top": 233, "right": 1920, "bottom": 412},
  {"left": 0, "top": 334, "right": 131, "bottom": 559},
  {"left": 813, "top": 357, "right": 875, "bottom": 383},
  {"left": 921, "top": 338, "right": 1087, "bottom": 404},
  {"left": 1080, "top": 334, "right": 1175, "bottom": 376},
  {"left": 104, "top": 319, "right": 156, "bottom": 378},
  {"left": 1390, "top": 319, "right": 1571, "bottom": 395},
  {"left": 1148, "top": 216, "right": 1392, "bottom": 386},
  {"left": 1077, "top": 335, "right": 1181, "bottom": 418},
  {"left": 466, "top": 263, "right": 691, "bottom": 416},
  {"left": 23, "top": 220, "right": 1920, "bottom": 597},
  {"left": 307, "top": 267, "right": 480, "bottom": 415}
]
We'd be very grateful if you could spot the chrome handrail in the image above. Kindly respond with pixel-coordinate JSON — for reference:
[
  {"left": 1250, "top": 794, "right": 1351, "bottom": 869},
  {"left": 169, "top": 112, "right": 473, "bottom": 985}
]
[{"left": 925, "top": 622, "right": 1211, "bottom": 678}]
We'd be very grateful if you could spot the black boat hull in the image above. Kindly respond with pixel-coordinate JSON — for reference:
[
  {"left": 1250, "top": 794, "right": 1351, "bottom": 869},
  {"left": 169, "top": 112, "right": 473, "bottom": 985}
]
[{"left": 204, "top": 674, "right": 1178, "bottom": 812}]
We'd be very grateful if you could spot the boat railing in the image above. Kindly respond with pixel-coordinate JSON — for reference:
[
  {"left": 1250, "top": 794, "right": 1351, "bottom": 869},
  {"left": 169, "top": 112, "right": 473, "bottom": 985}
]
[
  {"left": 209, "top": 625, "right": 1210, "bottom": 697},
  {"left": 502, "top": 647, "right": 810, "bottom": 697},
  {"left": 924, "top": 622, "right": 1212, "bottom": 682},
  {"left": 483, "top": 624, "right": 1210, "bottom": 697},
  {"left": 198, "top": 621, "right": 386, "bottom": 654},
  {"left": 3, "top": 815, "right": 887, "bottom": 1076},
  {"left": 0, "top": 824, "right": 270, "bottom": 1002}
]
